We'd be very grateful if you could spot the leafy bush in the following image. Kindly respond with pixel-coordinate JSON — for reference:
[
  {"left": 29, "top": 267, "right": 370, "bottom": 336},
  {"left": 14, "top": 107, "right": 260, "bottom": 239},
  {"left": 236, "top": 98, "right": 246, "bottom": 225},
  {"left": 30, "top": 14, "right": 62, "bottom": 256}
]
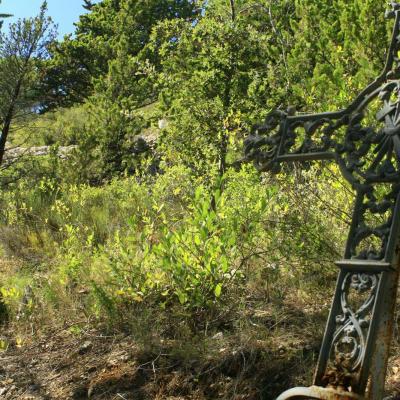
[{"left": 0, "top": 162, "right": 350, "bottom": 332}]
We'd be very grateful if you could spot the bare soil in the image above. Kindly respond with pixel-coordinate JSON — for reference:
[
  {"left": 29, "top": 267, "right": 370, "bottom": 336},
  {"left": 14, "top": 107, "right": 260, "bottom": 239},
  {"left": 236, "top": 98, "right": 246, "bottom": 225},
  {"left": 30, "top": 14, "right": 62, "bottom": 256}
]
[
  {"left": 0, "top": 318, "right": 318, "bottom": 400},
  {"left": 0, "top": 320, "right": 399, "bottom": 400}
]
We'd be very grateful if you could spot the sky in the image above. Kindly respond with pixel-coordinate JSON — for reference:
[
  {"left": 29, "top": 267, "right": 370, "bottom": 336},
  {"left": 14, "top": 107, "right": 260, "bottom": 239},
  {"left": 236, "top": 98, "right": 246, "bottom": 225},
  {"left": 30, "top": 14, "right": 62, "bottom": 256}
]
[{"left": 1, "top": 0, "right": 89, "bottom": 39}]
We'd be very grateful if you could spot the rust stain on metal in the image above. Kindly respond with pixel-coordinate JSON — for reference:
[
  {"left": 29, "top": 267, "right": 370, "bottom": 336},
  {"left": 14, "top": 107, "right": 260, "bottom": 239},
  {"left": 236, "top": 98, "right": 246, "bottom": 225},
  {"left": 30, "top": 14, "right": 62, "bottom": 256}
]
[{"left": 321, "top": 363, "right": 355, "bottom": 390}]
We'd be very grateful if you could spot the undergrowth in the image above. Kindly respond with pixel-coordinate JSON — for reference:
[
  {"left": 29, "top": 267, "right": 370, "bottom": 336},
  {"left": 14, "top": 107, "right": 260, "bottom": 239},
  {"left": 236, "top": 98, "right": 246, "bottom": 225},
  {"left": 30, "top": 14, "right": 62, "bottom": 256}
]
[
  {"left": 0, "top": 162, "right": 350, "bottom": 331},
  {"left": 0, "top": 159, "right": 362, "bottom": 397}
]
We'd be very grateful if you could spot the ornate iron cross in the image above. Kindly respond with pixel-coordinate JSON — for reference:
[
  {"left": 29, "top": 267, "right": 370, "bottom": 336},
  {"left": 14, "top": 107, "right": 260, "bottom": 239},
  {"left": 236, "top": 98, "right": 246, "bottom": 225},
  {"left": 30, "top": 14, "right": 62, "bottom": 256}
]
[{"left": 244, "top": 3, "right": 400, "bottom": 400}]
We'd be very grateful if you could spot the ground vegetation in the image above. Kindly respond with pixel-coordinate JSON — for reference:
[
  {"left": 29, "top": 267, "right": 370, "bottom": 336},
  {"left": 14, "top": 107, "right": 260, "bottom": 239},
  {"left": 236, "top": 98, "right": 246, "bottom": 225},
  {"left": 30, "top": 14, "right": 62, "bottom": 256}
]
[{"left": 1, "top": 1, "right": 400, "bottom": 399}]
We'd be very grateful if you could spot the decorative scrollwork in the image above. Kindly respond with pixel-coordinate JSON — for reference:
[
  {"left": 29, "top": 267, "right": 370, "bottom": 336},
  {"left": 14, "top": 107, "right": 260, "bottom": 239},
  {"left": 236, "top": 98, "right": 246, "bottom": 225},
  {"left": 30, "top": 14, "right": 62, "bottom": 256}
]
[
  {"left": 348, "top": 183, "right": 400, "bottom": 260},
  {"left": 337, "top": 81, "right": 400, "bottom": 186},
  {"left": 244, "top": 109, "right": 287, "bottom": 173},
  {"left": 322, "top": 273, "right": 380, "bottom": 388},
  {"left": 335, "top": 273, "right": 378, "bottom": 368}
]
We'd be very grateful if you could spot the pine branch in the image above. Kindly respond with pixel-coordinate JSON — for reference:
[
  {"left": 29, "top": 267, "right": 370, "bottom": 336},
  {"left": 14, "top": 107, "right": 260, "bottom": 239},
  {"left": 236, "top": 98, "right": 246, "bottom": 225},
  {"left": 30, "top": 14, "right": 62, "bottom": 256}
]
[{"left": 83, "top": 0, "right": 94, "bottom": 11}]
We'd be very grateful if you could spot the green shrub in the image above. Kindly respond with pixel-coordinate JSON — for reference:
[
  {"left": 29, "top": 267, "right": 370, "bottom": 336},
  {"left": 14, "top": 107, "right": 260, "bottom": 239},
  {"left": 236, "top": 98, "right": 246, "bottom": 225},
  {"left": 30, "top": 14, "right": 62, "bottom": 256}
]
[{"left": 0, "top": 163, "right": 350, "bottom": 331}]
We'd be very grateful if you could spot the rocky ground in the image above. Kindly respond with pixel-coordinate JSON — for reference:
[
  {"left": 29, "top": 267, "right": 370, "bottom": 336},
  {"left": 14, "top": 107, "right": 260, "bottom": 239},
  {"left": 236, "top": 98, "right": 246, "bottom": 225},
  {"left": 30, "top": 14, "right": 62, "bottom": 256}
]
[{"left": 3, "top": 146, "right": 77, "bottom": 165}]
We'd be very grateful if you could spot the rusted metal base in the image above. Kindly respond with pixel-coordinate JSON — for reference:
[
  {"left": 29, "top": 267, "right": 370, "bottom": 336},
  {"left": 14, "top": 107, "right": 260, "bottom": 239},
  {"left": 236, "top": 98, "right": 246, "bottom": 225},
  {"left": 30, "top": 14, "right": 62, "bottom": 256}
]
[{"left": 276, "top": 386, "right": 365, "bottom": 400}]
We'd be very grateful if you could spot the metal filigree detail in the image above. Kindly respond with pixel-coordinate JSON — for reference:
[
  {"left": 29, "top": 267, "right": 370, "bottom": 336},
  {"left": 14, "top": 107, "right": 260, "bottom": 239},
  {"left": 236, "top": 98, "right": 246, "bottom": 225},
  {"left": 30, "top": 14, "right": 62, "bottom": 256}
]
[
  {"left": 244, "top": 109, "right": 287, "bottom": 173},
  {"left": 323, "top": 273, "right": 380, "bottom": 388},
  {"left": 348, "top": 184, "right": 400, "bottom": 260}
]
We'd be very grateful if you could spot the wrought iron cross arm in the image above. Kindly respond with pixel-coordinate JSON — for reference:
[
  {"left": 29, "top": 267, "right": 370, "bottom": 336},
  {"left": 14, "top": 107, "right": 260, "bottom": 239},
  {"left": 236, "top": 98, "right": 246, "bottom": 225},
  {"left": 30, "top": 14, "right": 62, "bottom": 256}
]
[{"left": 244, "top": 108, "right": 345, "bottom": 172}]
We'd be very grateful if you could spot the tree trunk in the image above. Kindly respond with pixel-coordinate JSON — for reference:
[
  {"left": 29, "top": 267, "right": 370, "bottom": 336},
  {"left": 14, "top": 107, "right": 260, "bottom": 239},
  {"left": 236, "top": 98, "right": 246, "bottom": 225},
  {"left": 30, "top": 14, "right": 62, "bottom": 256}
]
[
  {"left": 0, "top": 79, "right": 22, "bottom": 166},
  {"left": 230, "top": 0, "right": 235, "bottom": 22},
  {"left": 217, "top": 0, "right": 236, "bottom": 181}
]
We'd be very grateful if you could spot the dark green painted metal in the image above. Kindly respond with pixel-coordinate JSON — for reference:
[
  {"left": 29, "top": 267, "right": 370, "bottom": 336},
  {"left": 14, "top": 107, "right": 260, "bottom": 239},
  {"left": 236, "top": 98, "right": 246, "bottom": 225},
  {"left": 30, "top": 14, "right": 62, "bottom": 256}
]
[{"left": 244, "top": 3, "right": 400, "bottom": 399}]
